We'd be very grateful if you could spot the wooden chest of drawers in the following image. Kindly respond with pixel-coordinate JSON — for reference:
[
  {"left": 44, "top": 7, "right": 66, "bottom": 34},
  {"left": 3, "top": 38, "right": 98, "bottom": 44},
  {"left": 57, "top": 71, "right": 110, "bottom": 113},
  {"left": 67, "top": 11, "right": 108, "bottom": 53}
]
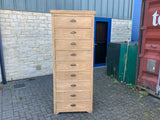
[{"left": 51, "top": 10, "right": 95, "bottom": 114}]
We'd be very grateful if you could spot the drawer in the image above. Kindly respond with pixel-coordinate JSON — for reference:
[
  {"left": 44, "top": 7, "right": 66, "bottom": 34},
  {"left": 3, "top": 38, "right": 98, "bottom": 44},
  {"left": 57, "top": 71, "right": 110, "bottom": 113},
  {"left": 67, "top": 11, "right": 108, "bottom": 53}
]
[
  {"left": 55, "top": 29, "right": 92, "bottom": 39},
  {"left": 56, "top": 101, "right": 90, "bottom": 112},
  {"left": 56, "top": 71, "right": 91, "bottom": 81},
  {"left": 55, "top": 16, "right": 92, "bottom": 28},
  {"left": 55, "top": 40, "right": 92, "bottom": 50},
  {"left": 56, "top": 51, "right": 92, "bottom": 61},
  {"left": 56, "top": 61, "right": 91, "bottom": 71},
  {"left": 56, "top": 91, "right": 90, "bottom": 101},
  {"left": 56, "top": 81, "right": 91, "bottom": 91}
]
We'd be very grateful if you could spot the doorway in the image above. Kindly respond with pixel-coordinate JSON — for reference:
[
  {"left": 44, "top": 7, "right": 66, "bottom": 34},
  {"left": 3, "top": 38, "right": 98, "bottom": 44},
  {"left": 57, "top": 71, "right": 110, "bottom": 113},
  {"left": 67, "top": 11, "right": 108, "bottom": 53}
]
[{"left": 94, "top": 18, "right": 111, "bottom": 67}]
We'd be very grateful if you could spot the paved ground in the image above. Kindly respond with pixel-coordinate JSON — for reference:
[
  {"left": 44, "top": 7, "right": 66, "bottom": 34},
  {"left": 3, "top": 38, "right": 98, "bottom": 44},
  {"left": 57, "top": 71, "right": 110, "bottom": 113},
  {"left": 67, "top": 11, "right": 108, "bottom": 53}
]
[{"left": 1, "top": 67, "right": 160, "bottom": 120}]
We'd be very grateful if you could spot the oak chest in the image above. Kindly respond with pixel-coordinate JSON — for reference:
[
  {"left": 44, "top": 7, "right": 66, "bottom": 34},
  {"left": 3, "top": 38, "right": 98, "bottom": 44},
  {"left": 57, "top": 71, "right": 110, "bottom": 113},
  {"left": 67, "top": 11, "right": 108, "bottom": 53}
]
[{"left": 51, "top": 10, "right": 95, "bottom": 114}]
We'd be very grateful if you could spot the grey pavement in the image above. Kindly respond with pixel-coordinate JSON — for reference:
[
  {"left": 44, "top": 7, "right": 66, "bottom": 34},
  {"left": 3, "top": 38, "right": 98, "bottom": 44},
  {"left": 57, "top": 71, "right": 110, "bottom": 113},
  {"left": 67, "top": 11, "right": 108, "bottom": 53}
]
[{"left": 1, "top": 67, "right": 160, "bottom": 120}]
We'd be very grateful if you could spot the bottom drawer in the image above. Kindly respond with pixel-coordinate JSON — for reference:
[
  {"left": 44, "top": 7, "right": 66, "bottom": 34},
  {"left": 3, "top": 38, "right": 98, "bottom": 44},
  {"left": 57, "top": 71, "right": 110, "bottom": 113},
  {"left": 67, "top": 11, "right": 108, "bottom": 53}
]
[{"left": 56, "top": 101, "right": 90, "bottom": 112}]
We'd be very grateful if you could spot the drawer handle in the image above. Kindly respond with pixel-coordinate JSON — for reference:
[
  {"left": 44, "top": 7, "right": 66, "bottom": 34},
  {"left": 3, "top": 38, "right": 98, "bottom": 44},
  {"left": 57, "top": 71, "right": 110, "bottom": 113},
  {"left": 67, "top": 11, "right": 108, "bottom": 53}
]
[
  {"left": 70, "top": 42, "right": 76, "bottom": 45},
  {"left": 71, "top": 74, "right": 76, "bottom": 77},
  {"left": 70, "top": 19, "right": 76, "bottom": 22},
  {"left": 70, "top": 94, "right": 76, "bottom": 97},
  {"left": 71, "top": 104, "right": 76, "bottom": 107},
  {"left": 71, "top": 84, "right": 76, "bottom": 87},
  {"left": 71, "top": 53, "right": 76, "bottom": 56},
  {"left": 71, "top": 64, "right": 76, "bottom": 66},
  {"left": 70, "top": 31, "right": 76, "bottom": 34}
]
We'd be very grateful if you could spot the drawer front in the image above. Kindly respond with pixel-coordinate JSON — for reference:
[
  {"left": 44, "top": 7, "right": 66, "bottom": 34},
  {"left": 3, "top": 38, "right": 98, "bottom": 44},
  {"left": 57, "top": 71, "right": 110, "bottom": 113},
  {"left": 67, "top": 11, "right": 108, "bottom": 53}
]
[
  {"left": 56, "top": 81, "right": 91, "bottom": 91},
  {"left": 56, "top": 51, "right": 91, "bottom": 61},
  {"left": 55, "top": 29, "right": 92, "bottom": 39},
  {"left": 56, "top": 101, "right": 90, "bottom": 112},
  {"left": 56, "top": 61, "right": 91, "bottom": 71},
  {"left": 55, "top": 16, "right": 92, "bottom": 28},
  {"left": 56, "top": 91, "right": 90, "bottom": 101},
  {"left": 55, "top": 40, "right": 92, "bottom": 50},
  {"left": 56, "top": 71, "right": 91, "bottom": 81}
]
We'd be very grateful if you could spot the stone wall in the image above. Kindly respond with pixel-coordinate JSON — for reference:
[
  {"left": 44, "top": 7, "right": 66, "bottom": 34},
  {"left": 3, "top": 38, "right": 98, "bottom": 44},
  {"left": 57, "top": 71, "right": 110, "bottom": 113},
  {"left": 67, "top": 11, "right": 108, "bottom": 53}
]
[
  {"left": 111, "top": 19, "right": 132, "bottom": 42},
  {"left": 0, "top": 9, "right": 132, "bottom": 81},
  {"left": 0, "top": 10, "right": 53, "bottom": 81}
]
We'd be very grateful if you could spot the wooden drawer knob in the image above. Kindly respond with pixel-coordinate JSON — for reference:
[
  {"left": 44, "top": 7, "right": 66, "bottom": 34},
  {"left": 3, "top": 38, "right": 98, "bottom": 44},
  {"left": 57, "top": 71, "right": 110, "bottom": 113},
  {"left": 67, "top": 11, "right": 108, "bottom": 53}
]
[
  {"left": 71, "top": 64, "right": 76, "bottom": 66},
  {"left": 70, "top": 94, "right": 76, "bottom": 97},
  {"left": 70, "top": 31, "right": 76, "bottom": 34},
  {"left": 71, "top": 53, "right": 76, "bottom": 56},
  {"left": 70, "top": 42, "right": 76, "bottom": 45},
  {"left": 70, "top": 104, "right": 76, "bottom": 107},
  {"left": 71, "top": 84, "right": 76, "bottom": 87},
  {"left": 71, "top": 74, "right": 76, "bottom": 77},
  {"left": 70, "top": 19, "right": 76, "bottom": 22}
]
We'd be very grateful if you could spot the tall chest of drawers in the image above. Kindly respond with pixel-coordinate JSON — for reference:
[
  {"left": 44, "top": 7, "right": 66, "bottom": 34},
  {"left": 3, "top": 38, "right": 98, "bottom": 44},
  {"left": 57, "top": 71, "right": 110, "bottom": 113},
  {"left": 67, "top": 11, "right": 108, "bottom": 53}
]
[{"left": 51, "top": 10, "right": 95, "bottom": 114}]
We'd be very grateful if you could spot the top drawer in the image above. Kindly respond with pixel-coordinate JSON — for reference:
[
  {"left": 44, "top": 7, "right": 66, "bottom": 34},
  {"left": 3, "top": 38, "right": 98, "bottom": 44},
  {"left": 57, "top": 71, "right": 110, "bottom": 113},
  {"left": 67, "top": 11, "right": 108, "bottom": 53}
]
[{"left": 54, "top": 16, "right": 92, "bottom": 28}]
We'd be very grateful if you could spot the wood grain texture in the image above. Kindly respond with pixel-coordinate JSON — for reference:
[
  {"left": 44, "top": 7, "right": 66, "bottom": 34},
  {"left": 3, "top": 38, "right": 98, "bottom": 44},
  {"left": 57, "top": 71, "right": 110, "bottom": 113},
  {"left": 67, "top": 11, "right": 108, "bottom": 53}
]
[
  {"left": 56, "top": 61, "right": 91, "bottom": 71},
  {"left": 90, "top": 15, "right": 95, "bottom": 113},
  {"left": 51, "top": 14, "right": 57, "bottom": 114},
  {"left": 56, "top": 51, "right": 92, "bottom": 61},
  {"left": 55, "top": 40, "right": 92, "bottom": 50},
  {"left": 56, "top": 81, "right": 91, "bottom": 91},
  {"left": 56, "top": 101, "right": 90, "bottom": 112},
  {"left": 56, "top": 71, "right": 91, "bottom": 81},
  {"left": 55, "top": 16, "right": 92, "bottom": 28},
  {"left": 51, "top": 10, "right": 96, "bottom": 15},
  {"left": 55, "top": 29, "right": 92, "bottom": 39},
  {"left": 56, "top": 91, "right": 91, "bottom": 101},
  {"left": 51, "top": 10, "right": 95, "bottom": 114}
]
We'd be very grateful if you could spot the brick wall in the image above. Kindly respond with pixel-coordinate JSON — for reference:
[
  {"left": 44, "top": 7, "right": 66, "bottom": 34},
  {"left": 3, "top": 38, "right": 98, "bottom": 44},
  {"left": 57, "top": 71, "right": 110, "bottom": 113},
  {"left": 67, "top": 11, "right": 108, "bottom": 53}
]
[
  {"left": 111, "top": 19, "right": 132, "bottom": 42},
  {"left": 0, "top": 10, "right": 53, "bottom": 81},
  {"left": 0, "top": 9, "right": 132, "bottom": 81}
]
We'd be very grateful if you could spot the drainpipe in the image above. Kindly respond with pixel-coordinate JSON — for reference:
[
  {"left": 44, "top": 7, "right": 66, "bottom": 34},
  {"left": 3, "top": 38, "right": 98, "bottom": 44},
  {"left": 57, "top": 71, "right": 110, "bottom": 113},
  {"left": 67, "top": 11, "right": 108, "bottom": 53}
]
[{"left": 0, "top": 28, "right": 7, "bottom": 84}]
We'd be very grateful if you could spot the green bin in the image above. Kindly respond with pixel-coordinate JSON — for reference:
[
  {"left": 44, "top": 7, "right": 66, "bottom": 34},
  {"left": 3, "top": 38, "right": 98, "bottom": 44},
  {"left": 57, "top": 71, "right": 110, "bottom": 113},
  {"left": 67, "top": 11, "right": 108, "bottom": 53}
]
[
  {"left": 107, "top": 42, "right": 138, "bottom": 85},
  {"left": 107, "top": 43, "right": 121, "bottom": 79},
  {"left": 118, "top": 43, "right": 138, "bottom": 85}
]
